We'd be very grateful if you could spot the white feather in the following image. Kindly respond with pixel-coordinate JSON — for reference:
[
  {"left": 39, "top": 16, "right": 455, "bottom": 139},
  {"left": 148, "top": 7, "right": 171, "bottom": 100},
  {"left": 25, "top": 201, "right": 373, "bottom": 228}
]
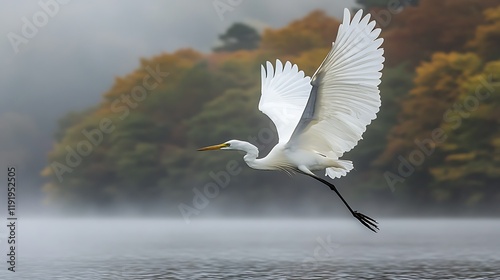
[
  {"left": 259, "top": 60, "right": 312, "bottom": 143},
  {"left": 293, "top": 8, "right": 384, "bottom": 168},
  {"left": 258, "top": 9, "right": 384, "bottom": 179},
  {"left": 202, "top": 9, "right": 384, "bottom": 231}
]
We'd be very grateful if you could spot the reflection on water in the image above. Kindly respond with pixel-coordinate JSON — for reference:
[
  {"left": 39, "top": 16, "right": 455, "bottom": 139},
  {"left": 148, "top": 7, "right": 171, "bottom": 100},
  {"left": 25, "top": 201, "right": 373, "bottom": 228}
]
[{"left": 1, "top": 218, "right": 499, "bottom": 279}]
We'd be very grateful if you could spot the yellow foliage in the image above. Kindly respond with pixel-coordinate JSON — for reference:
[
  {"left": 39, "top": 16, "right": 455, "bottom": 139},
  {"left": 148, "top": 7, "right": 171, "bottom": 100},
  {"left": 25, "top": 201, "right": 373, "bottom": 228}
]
[
  {"left": 444, "top": 152, "right": 476, "bottom": 162},
  {"left": 468, "top": 6, "right": 500, "bottom": 60},
  {"left": 293, "top": 48, "right": 330, "bottom": 76},
  {"left": 262, "top": 28, "right": 322, "bottom": 55},
  {"left": 102, "top": 48, "right": 204, "bottom": 101},
  {"left": 430, "top": 166, "right": 467, "bottom": 182},
  {"left": 466, "top": 192, "right": 484, "bottom": 207},
  {"left": 413, "top": 52, "right": 481, "bottom": 96},
  {"left": 261, "top": 10, "right": 340, "bottom": 55},
  {"left": 491, "top": 137, "right": 500, "bottom": 149}
]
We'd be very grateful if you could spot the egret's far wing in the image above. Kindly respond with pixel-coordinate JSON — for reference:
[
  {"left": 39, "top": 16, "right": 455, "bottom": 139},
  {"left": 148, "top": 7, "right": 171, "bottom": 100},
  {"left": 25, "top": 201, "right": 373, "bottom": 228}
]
[
  {"left": 289, "top": 8, "right": 384, "bottom": 158},
  {"left": 259, "top": 59, "right": 312, "bottom": 143}
]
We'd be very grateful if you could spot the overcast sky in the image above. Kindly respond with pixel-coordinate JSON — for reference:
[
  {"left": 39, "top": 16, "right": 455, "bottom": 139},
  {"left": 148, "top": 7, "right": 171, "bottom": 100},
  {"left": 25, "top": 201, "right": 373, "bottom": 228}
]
[
  {"left": 1, "top": 0, "right": 355, "bottom": 120},
  {"left": 0, "top": 0, "right": 356, "bottom": 205}
]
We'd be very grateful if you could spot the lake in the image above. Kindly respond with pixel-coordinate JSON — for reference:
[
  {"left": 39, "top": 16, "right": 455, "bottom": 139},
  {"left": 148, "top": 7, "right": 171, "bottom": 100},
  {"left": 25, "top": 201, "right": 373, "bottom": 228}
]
[{"left": 1, "top": 218, "right": 499, "bottom": 279}]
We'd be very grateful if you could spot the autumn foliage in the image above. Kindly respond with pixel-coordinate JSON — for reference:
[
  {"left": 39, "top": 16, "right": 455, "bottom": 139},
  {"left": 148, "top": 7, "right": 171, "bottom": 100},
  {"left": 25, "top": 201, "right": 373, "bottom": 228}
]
[{"left": 42, "top": 1, "right": 500, "bottom": 214}]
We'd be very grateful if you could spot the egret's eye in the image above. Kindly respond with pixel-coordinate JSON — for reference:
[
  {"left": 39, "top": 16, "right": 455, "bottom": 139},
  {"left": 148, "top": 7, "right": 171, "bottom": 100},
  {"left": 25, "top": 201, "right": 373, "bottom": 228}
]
[{"left": 225, "top": 143, "right": 231, "bottom": 147}]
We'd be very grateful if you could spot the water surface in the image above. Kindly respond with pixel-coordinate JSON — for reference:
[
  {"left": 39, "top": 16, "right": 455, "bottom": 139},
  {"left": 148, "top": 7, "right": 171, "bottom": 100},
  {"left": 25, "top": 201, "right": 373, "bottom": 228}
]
[{"left": 1, "top": 218, "right": 499, "bottom": 279}]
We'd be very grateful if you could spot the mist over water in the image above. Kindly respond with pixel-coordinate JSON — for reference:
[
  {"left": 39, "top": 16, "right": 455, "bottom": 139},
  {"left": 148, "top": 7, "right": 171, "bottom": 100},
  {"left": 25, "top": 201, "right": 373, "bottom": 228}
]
[{"left": 1, "top": 218, "right": 498, "bottom": 279}]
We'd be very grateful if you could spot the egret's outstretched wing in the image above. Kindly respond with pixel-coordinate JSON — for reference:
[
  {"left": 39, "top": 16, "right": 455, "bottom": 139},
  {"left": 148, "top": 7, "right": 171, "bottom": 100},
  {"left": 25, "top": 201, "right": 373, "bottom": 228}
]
[
  {"left": 259, "top": 59, "right": 312, "bottom": 143},
  {"left": 289, "top": 8, "right": 384, "bottom": 159}
]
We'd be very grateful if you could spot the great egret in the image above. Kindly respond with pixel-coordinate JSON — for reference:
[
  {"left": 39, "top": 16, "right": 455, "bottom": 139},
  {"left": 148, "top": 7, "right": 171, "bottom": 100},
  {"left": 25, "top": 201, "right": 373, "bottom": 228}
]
[{"left": 198, "top": 9, "right": 384, "bottom": 232}]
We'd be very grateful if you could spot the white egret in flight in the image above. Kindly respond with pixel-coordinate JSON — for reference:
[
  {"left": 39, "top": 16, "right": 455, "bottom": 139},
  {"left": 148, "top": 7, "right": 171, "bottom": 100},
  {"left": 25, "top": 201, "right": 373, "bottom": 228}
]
[{"left": 198, "top": 9, "right": 384, "bottom": 232}]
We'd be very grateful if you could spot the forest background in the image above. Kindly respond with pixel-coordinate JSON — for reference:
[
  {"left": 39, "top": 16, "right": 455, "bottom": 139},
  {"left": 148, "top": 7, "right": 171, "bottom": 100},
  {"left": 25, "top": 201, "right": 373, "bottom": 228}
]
[{"left": 15, "top": 0, "right": 500, "bottom": 217}]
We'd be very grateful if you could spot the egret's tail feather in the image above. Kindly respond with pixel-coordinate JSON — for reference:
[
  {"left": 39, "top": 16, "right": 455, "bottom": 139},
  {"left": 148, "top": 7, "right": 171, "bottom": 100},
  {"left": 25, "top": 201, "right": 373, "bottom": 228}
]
[{"left": 325, "top": 160, "right": 353, "bottom": 179}]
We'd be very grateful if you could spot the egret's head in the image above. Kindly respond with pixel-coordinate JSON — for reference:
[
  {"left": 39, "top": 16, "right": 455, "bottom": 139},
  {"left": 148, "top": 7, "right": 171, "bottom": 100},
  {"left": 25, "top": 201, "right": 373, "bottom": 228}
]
[{"left": 197, "top": 140, "right": 248, "bottom": 152}]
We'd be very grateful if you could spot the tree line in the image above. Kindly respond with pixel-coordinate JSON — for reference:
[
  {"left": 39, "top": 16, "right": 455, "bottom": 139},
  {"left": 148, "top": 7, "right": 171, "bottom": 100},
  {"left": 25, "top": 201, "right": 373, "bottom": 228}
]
[{"left": 41, "top": 0, "right": 500, "bottom": 215}]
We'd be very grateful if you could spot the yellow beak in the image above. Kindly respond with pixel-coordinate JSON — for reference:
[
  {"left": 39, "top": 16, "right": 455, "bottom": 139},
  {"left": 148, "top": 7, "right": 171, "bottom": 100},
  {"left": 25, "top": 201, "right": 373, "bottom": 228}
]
[{"left": 197, "top": 143, "right": 228, "bottom": 151}]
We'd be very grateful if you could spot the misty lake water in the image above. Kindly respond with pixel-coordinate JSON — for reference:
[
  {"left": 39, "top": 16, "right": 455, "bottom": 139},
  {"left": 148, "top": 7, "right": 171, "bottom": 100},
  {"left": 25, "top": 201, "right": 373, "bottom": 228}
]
[{"left": 1, "top": 218, "right": 499, "bottom": 279}]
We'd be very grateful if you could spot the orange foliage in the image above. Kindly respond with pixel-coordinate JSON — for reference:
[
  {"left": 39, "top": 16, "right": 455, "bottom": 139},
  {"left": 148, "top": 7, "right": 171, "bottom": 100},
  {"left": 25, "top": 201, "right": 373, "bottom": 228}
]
[
  {"left": 261, "top": 10, "right": 340, "bottom": 56},
  {"left": 468, "top": 6, "right": 500, "bottom": 61},
  {"left": 378, "top": 52, "right": 482, "bottom": 163},
  {"left": 382, "top": 0, "right": 499, "bottom": 66},
  {"left": 102, "top": 48, "right": 204, "bottom": 101}
]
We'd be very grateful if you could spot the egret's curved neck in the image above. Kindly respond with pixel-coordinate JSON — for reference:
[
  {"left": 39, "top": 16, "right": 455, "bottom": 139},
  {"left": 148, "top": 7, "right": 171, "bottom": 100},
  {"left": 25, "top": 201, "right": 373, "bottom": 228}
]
[
  {"left": 231, "top": 140, "right": 277, "bottom": 170},
  {"left": 239, "top": 142, "right": 260, "bottom": 169}
]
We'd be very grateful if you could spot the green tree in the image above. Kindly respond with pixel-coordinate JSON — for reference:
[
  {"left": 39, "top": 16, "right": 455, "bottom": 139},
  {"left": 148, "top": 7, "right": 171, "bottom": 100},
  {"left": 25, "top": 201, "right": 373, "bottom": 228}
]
[
  {"left": 41, "top": 49, "right": 207, "bottom": 210},
  {"left": 379, "top": 50, "right": 500, "bottom": 210},
  {"left": 429, "top": 60, "right": 500, "bottom": 209},
  {"left": 41, "top": 6, "right": 500, "bottom": 215},
  {"left": 214, "top": 23, "right": 260, "bottom": 52}
]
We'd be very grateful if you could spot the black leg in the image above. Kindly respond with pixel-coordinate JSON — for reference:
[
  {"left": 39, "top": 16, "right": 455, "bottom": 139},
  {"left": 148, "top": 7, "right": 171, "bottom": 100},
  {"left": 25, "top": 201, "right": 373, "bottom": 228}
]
[{"left": 305, "top": 174, "right": 379, "bottom": 232}]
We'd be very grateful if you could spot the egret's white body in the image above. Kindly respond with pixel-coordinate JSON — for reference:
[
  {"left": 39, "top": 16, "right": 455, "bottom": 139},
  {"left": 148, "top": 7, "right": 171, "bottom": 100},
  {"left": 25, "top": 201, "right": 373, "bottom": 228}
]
[
  {"left": 236, "top": 141, "right": 348, "bottom": 174},
  {"left": 199, "top": 9, "right": 384, "bottom": 232}
]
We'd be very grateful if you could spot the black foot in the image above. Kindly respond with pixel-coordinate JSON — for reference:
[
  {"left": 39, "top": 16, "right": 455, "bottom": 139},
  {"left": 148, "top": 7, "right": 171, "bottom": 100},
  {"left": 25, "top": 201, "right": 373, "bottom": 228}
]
[{"left": 353, "top": 211, "right": 379, "bottom": 232}]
